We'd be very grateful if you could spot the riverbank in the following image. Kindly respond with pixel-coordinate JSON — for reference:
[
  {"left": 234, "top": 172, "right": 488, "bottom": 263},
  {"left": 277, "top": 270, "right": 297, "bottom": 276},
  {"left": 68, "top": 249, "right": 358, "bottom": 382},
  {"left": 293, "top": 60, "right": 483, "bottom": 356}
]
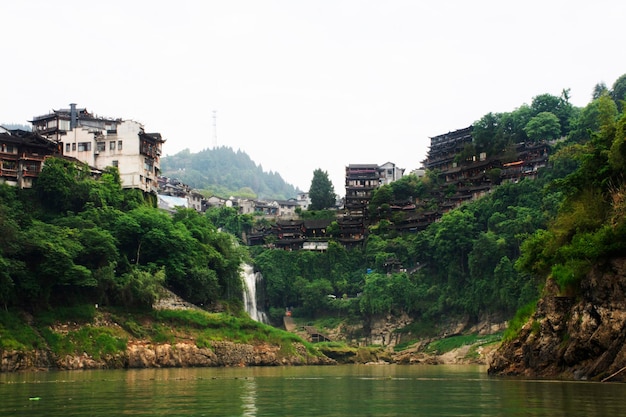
[
  {"left": 1, "top": 307, "right": 501, "bottom": 372},
  {"left": 0, "top": 305, "right": 337, "bottom": 372},
  {"left": 1, "top": 338, "right": 498, "bottom": 372},
  {"left": 1, "top": 290, "right": 504, "bottom": 372}
]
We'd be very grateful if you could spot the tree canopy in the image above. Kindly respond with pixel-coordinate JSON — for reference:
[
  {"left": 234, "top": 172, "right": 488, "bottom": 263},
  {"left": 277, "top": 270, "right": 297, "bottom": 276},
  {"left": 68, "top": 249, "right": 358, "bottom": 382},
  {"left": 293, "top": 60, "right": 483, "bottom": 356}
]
[
  {"left": 0, "top": 159, "right": 246, "bottom": 312},
  {"left": 160, "top": 146, "right": 298, "bottom": 200},
  {"left": 308, "top": 169, "right": 336, "bottom": 210}
]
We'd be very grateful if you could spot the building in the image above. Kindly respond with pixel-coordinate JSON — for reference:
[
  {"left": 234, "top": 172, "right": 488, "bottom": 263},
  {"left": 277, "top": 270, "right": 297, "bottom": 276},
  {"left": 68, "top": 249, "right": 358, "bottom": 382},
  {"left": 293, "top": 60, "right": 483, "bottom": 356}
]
[
  {"left": 0, "top": 127, "right": 60, "bottom": 188},
  {"left": 297, "top": 191, "right": 311, "bottom": 210},
  {"left": 157, "top": 176, "right": 206, "bottom": 212},
  {"left": 405, "top": 125, "right": 551, "bottom": 231},
  {"left": 31, "top": 104, "right": 165, "bottom": 194},
  {"left": 423, "top": 126, "right": 473, "bottom": 172},
  {"left": 379, "top": 161, "right": 405, "bottom": 185},
  {"left": 272, "top": 198, "right": 300, "bottom": 218},
  {"left": 344, "top": 164, "right": 382, "bottom": 218}
]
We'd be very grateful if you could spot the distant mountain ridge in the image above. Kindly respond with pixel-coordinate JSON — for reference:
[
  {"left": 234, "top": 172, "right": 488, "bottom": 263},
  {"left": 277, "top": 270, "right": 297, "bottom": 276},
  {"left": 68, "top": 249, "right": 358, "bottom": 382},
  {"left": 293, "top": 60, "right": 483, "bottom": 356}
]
[{"left": 160, "top": 147, "right": 299, "bottom": 200}]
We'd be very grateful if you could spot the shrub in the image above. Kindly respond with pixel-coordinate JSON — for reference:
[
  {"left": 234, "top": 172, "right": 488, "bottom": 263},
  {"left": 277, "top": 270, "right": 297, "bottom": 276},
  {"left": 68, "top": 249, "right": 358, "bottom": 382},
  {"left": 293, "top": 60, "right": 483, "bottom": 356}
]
[{"left": 503, "top": 301, "right": 536, "bottom": 341}]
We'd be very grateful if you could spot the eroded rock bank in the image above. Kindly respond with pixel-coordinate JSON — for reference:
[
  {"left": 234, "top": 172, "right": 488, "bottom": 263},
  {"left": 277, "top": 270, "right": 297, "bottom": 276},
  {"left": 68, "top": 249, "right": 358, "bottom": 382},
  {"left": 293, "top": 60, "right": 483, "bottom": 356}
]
[
  {"left": 489, "top": 257, "right": 626, "bottom": 381},
  {"left": 2, "top": 341, "right": 334, "bottom": 372}
]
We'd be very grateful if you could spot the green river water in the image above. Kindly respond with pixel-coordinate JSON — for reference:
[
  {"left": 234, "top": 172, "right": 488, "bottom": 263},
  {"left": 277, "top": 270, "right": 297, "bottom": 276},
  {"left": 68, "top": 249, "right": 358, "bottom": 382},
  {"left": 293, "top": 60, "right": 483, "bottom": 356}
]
[{"left": 1, "top": 364, "right": 624, "bottom": 416}]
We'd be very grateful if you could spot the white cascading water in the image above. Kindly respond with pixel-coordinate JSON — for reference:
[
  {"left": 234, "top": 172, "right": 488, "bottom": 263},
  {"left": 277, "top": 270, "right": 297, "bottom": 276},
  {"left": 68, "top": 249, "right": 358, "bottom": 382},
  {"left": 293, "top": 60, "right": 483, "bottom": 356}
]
[{"left": 241, "top": 263, "right": 268, "bottom": 323}]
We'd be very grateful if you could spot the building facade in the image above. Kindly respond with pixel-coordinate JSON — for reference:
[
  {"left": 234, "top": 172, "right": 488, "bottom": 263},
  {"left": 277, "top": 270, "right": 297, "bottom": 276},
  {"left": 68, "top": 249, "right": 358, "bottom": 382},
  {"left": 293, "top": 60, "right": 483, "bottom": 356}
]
[
  {"left": 0, "top": 127, "right": 59, "bottom": 188},
  {"left": 31, "top": 104, "right": 165, "bottom": 194},
  {"left": 379, "top": 161, "right": 405, "bottom": 185}
]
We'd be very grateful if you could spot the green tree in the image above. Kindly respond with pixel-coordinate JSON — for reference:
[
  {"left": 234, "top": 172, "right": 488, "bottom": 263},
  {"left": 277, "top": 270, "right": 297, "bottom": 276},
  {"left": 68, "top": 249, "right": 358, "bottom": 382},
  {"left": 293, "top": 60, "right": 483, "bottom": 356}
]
[
  {"left": 35, "top": 157, "right": 91, "bottom": 213},
  {"left": 530, "top": 91, "right": 574, "bottom": 136},
  {"left": 473, "top": 112, "right": 506, "bottom": 157},
  {"left": 524, "top": 112, "right": 561, "bottom": 142},
  {"left": 611, "top": 73, "right": 626, "bottom": 112},
  {"left": 18, "top": 221, "right": 94, "bottom": 308},
  {"left": 593, "top": 82, "right": 608, "bottom": 100},
  {"left": 309, "top": 169, "right": 335, "bottom": 210},
  {"left": 297, "top": 277, "right": 333, "bottom": 315}
]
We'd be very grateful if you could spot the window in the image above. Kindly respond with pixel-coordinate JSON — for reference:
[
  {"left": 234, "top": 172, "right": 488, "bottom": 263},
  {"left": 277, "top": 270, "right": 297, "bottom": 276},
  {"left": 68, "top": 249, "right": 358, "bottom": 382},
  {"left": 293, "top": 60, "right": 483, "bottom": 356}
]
[
  {"left": 2, "top": 160, "right": 16, "bottom": 170},
  {"left": 112, "top": 160, "right": 118, "bottom": 167},
  {"left": 59, "top": 120, "right": 71, "bottom": 131},
  {"left": 65, "top": 143, "right": 71, "bottom": 152},
  {"left": 77, "top": 142, "right": 91, "bottom": 152},
  {"left": 24, "top": 161, "right": 39, "bottom": 172},
  {"left": 72, "top": 143, "right": 76, "bottom": 151},
  {"left": 117, "top": 140, "right": 123, "bottom": 150},
  {"left": 110, "top": 141, "right": 116, "bottom": 150},
  {"left": 144, "top": 157, "right": 153, "bottom": 172},
  {"left": 96, "top": 142, "right": 106, "bottom": 152}
]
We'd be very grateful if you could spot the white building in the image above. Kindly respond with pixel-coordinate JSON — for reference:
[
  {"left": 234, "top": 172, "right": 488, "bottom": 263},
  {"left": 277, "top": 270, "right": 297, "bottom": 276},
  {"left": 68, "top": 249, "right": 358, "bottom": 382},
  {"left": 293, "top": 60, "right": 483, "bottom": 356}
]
[
  {"left": 379, "top": 162, "right": 405, "bottom": 185},
  {"left": 273, "top": 198, "right": 300, "bottom": 218},
  {"left": 297, "top": 191, "right": 311, "bottom": 210},
  {"left": 31, "top": 104, "right": 165, "bottom": 194}
]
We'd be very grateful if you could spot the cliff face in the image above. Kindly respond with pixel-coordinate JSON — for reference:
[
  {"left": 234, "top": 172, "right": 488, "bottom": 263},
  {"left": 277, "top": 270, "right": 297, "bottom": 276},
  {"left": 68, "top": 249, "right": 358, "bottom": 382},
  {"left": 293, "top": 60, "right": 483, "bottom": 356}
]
[
  {"left": 489, "top": 257, "right": 626, "bottom": 381},
  {"left": 1, "top": 340, "right": 334, "bottom": 372}
]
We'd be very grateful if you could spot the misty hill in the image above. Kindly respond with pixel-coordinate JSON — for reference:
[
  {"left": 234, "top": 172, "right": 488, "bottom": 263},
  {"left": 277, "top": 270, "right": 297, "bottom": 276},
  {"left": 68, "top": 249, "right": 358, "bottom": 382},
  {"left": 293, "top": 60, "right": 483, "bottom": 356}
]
[
  {"left": 160, "top": 147, "right": 299, "bottom": 200},
  {"left": 0, "top": 123, "right": 31, "bottom": 131}
]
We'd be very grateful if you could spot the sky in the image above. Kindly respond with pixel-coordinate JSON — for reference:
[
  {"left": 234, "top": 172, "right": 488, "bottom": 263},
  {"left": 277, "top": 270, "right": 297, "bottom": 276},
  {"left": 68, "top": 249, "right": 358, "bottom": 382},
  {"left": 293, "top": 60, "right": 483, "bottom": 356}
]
[{"left": 2, "top": 1, "right": 626, "bottom": 194}]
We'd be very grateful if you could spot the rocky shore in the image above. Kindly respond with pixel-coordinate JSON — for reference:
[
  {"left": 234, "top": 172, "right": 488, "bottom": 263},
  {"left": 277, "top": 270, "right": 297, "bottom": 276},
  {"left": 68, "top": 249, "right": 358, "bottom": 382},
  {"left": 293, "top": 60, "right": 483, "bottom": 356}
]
[
  {"left": 489, "top": 257, "right": 626, "bottom": 382},
  {"left": 2, "top": 338, "right": 499, "bottom": 372},
  {"left": 1, "top": 290, "right": 500, "bottom": 373},
  {"left": 1, "top": 340, "right": 335, "bottom": 372}
]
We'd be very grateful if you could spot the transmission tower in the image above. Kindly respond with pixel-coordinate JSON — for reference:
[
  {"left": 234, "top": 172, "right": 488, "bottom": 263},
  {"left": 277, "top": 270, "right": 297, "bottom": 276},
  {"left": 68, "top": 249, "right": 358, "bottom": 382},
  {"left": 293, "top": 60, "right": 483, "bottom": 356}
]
[{"left": 212, "top": 110, "right": 218, "bottom": 148}]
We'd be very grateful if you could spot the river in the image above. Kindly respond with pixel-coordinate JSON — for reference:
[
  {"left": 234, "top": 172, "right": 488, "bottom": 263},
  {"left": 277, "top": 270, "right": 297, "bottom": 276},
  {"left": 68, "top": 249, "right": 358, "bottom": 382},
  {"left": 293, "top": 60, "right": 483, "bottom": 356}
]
[{"left": 1, "top": 365, "right": 624, "bottom": 416}]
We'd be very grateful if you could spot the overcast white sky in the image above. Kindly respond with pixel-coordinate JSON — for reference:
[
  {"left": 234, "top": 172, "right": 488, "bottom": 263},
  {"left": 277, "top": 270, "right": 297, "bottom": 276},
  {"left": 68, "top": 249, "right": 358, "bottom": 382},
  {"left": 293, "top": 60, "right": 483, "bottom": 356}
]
[{"left": 2, "top": 1, "right": 625, "bottom": 193}]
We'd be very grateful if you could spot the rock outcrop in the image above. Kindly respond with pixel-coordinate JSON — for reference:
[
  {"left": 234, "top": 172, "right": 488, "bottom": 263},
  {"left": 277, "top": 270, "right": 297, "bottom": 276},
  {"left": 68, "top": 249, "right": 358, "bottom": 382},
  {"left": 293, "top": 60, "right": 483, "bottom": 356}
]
[
  {"left": 489, "top": 257, "right": 626, "bottom": 381},
  {"left": 1, "top": 340, "right": 334, "bottom": 372}
]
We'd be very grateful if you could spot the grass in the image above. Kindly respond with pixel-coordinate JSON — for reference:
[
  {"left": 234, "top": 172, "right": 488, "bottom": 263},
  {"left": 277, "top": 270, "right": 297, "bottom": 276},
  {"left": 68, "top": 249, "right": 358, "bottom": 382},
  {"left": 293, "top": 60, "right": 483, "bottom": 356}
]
[
  {"left": 503, "top": 301, "right": 537, "bottom": 342},
  {"left": 40, "top": 326, "right": 127, "bottom": 360},
  {"left": 393, "top": 339, "right": 420, "bottom": 352},
  {"left": 1, "top": 306, "right": 320, "bottom": 362},
  {"left": 152, "top": 308, "right": 314, "bottom": 354},
  {"left": 424, "top": 333, "right": 502, "bottom": 355},
  {"left": 392, "top": 319, "right": 438, "bottom": 352},
  {"left": 394, "top": 320, "right": 437, "bottom": 338},
  {"left": 0, "top": 310, "right": 45, "bottom": 350},
  {"left": 35, "top": 304, "right": 96, "bottom": 326}
]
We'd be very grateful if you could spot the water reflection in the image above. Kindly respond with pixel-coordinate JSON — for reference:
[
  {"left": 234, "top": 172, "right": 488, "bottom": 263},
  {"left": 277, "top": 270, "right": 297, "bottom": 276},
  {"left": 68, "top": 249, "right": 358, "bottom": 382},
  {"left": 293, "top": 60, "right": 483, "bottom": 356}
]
[
  {"left": 241, "top": 378, "right": 257, "bottom": 417},
  {"left": 2, "top": 365, "right": 626, "bottom": 416}
]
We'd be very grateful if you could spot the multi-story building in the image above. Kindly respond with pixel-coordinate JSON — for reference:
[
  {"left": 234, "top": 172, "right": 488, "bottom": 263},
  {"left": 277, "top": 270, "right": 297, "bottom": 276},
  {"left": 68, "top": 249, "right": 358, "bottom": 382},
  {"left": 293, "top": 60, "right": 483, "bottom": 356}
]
[
  {"left": 31, "top": 104, "right": 165, "bottom": 194},
  {"left": 0, "top": 127, "right": 59, "bottom": 188},
  {"left": 344, "top": 164, "right": 382, "bottom": 218},
  {"left": 296, "top": 191, "right": 311, "bottom": 210},
  {"left": 338, "top": 164, "right": 383, "bottom": 247},
  {"left": 379, "top": 161, "right": 405, "bottom": 185},
  {"left": 423, "top": 126, "right": 473, "bottom": 172},
  {"left": 401, "top": 125, "right": 551, "bottom": 232}
]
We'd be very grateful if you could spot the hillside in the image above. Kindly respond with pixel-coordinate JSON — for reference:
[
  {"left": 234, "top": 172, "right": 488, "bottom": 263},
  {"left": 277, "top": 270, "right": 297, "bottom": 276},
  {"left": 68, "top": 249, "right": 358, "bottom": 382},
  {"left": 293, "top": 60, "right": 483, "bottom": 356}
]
[
  {"left": 2, "top": 76, "right": 626, "bottom": 376},
  {"left": 160, "top": 146, "right": 299, "bottom": 200},
  {"left": 488, "top": 88, "right": 626, "bottom": 381},
  {"left": 489, "top": 258, "right": 626, "bottom": 381}
]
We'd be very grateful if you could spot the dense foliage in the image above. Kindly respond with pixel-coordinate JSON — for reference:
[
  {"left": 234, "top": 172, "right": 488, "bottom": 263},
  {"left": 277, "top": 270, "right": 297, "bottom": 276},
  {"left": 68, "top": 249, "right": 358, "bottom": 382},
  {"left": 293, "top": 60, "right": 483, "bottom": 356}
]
[
  {"left": 516, "top": 93, "right": 626, "bottom": 293},
  {"left": 308, "top": 168, "right": 336, "bottom": 210},
  {"left": 0, "top": 158, "right": 246, "bottom": 312},
  {"left": 3, "top": 74, "right": 626, "bottom": 346},
  {"left": 254, "top": 176, "right": 555, "bottom": 323},
  {"left": 160, "top": 146, "right": 298, "bottom": 199},
  {"left": 253, "top": 75, "right": 626, "bottom": 329}
]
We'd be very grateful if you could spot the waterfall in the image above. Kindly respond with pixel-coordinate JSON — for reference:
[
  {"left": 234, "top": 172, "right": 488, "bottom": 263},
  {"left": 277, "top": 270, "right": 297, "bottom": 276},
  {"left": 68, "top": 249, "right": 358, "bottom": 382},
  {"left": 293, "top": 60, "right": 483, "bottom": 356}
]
[{"left": 241, "top": 263, "right": 268, "bottom": 323}]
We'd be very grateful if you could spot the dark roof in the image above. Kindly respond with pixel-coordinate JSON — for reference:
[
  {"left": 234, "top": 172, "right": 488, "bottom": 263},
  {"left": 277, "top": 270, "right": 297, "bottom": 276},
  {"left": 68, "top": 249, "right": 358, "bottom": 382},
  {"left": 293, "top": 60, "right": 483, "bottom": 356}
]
[
  {"left": 0, "top": 129, "right": 58, "bottom": 149},
  {"left": 303, "top": 219, "right": 332, "bottom": 229}
]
